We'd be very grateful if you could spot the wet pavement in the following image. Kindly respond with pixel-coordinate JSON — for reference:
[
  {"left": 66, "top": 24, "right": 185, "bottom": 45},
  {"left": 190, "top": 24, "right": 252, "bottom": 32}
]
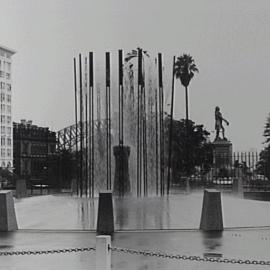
[
  {"left": 0, "top": 190, "right": 269, "bottom": 269},
  {"left": 14, "top": 191, "right": 270, "bottom": 230},
  {"left": 1, "top": 229, "right": 270, "bottom": 269}
]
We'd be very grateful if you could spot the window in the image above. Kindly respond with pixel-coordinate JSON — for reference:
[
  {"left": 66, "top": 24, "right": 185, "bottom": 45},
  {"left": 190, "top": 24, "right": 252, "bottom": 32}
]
[
  {"left": 6, "top": 105, "right": 11, "bottom": 113},
  {"left": 6, "top": 84, "right": 11, "bottom": 91},
  {"left": 7, "top": 95, "right": 11, "bottom": 103},
  {"left": 0, "top": 71, "right": 4, "bottom": 78},
  {"left": 1, "top": 93, "right": 5, "bottom": 102},
  {"left": 6, "top": 116, "right": 11, "bottom": 124},
  {"left": 7, "top": 149, "right": 11, "bottom": 157},
  {"left": 7, "top": 137, "right": 11, "bottom": 146},
  {"left": 0, "top": 82, "right": 5, "bottom": 90},
  {"left": 6, "top": 62, "right": 11, "bottom": 72},
  {"left": 1, "top": 126, "right": 5, "bottom": 134},
  {"left": 1, "top": 137, "right": 5, "bottom": 146},
  {"left": 1, "top": 115, "right": 5, "bottom": 123},
  {"left": 1, "top": 104, "right": 5, "bottom": 113},
  {"left": 7, "top": 127, "right": 11, "bottom": 135},
  {"left": 6, "top": 73, "right": 10, "bottom": 80},
  {"left": 1, "top": 148, "right": 5, "bottom": 157}
]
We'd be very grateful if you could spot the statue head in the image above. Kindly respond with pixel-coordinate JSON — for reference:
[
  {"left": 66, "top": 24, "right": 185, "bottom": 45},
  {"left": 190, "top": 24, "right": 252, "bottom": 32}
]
[{"left": 215, "top": 106, "right": 220, "bottom": 112}]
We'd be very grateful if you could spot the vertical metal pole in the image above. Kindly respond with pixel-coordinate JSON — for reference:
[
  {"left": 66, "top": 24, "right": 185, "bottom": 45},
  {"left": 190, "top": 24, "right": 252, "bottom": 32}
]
[
  {"left": 106, "top": 52, "right": 111, "bottom": 189},
  {"left": 73, "top": 58, "right": 79, "bottom": 196},
  {"left": 79, "top": 54, "right": 83, "bottom": 197},
  {"left": 119, "top": 50, "right": 124, "bottom": 196},
  {"left": 85, "top": 57, "right": 88, "bottom": 197},
  {"left": 154, "top": 58, "right": 159, "bottom": 195},
  {"left": 158, "top": 53, "right": 164, "bottom": 196},
  {"left": 137, "top": 49, "right": 143, "bottom": 197},
  {"left": 167, "top": 56, "right": 176, "bottom": 195},
  {"left": 89, "top": 52, "right": 95, "bottom": 198}
]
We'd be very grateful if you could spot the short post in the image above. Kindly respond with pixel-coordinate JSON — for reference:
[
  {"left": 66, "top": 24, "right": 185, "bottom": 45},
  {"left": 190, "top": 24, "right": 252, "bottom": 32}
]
[
  {"left": 96, "top": 235, "right": 111, "bottom": 270},
  {"left": 200, "top": 189, "right": 223, "bottom": 231},
  {"left": 0, "top": 191, "right": 18, "bottom": 231},
  {"left": 97, "top": 191, "right": 114, "bottom": 235},
  {"left": 15, "top": 179, "right": 28, "bottom": 198}
]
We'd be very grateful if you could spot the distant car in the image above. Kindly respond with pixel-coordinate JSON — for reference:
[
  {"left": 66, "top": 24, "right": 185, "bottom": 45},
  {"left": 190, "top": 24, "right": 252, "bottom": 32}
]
[{"left": 213, "top": 178, "right": 233, "bottom": 185}]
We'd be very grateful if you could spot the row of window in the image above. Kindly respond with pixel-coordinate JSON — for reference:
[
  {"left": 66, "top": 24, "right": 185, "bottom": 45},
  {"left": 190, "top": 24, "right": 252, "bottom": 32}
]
[
  {"left": 1, "top": 148, "right": 12, "bottom": 157},
  {"left": 0, "top": 93, "right": 11, "bottom": 102},
  {"left": 0, "top": 82, "right": 11, "bottom": 91},
  {"left": 0, "top": 50, "right": 11, "bottom": 58},
  {"left": 0, "top": 137, "right": 12, "bottom": 146},
  {"left": 0, "top": 61, "right": 11, "bottom": 72},
  {"left": 0, "top": 71, "right": 11, "bottom": 80},
  {"left": 1, "top": 161, "right": 12, "bottom": 168},
  {"left": 0, "top": 115, "right": 12, "bottom": 124},
  {"left": 1, "top": 126, "right": 12, "bottom": 135},
  {"left": 0, "top": 104, "right": 11, "bottom": 113}
]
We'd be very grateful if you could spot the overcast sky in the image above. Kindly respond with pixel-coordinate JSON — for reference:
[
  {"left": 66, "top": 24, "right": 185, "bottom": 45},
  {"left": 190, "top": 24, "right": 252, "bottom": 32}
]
[{"left": 1, "top": 0, "right": 270, "bottom": 151}]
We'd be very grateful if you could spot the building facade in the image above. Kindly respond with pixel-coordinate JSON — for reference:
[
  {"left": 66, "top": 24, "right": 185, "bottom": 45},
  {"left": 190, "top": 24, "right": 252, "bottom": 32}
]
[
  {"left": 13, "top": 120, "right": 57, "bottom": 181},
  {"left": 0, "top": 45, "right": 15, "bottom": 169}
]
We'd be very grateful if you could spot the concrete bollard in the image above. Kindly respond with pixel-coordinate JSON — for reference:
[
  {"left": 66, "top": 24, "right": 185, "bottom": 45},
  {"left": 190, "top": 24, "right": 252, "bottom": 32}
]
[
  {"left": 96, "top": 235, "right": 111, "bottom": 270},
  {"left": 16, "top": 179, "right": 28, "bottom": 198},
  {"left": 200, "top": 189, "right": 223, "bottom": 231},
  {"left": 232, "top": 178, "right": 243, "bottom": 198},
  {"left": 97, "top": 191, "right": 114, "bottom": 235},
  {"left": 0, "top": 191, "right": 18, "bottom": 231}
]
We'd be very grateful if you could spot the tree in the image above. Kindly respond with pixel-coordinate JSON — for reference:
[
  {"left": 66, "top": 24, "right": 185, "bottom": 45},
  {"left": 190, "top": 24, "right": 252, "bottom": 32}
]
[
  {"left": 174, "top": 54, "right": 199, "bottom": 122},
  {"left": 164, "top": 116, "right": 212, "bottom": 180},
  {"left": 257, "top": 114, "right": 270, "bottom": 180}
]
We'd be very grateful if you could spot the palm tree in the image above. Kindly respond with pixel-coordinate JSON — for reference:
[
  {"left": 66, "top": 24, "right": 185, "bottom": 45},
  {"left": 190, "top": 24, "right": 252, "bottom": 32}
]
[{"left": 174, "top": 54, "right": 199, "bottom": 123}]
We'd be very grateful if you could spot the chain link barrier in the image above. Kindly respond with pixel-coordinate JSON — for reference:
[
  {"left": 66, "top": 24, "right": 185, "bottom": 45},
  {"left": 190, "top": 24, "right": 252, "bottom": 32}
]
[
  {"left": 1, "top": 245, "right": 270, "bottom": 266},
  {"left": 0, "top": 247, "right": 95, "bottom": 256},
  {"left": 111, "top": 246, "right": 270, "bottom": 266}
]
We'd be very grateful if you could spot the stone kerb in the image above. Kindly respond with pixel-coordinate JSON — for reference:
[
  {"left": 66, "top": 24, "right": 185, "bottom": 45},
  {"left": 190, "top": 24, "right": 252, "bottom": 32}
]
[
  {"left": 200, "top": 189, "right": 223, "bottom": 231},
  {"left": 97, "top": 191, "right": 114, "bottom": 235},
  {"left": 0, "top": 190, "right": 18, "bottom": 231}
]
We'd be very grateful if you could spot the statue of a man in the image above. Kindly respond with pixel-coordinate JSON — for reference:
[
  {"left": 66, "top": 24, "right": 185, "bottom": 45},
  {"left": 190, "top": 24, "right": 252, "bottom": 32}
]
[{"left": 215, "top": 106, "right": 229, "bottom": 140}]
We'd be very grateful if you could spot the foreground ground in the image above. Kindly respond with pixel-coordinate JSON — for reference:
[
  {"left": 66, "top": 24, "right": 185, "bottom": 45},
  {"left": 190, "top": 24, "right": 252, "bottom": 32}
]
[{"left": 0, "top": 190, "right": 269, "bottom": 269}]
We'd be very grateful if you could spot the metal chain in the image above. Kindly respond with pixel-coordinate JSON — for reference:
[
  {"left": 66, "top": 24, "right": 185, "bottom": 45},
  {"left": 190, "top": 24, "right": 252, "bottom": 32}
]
[
  {"left": 0, "top": 247, "right": 95, "bottom": 256},
  {"left": 111, "top": 247, "right": 270, "bottom": 266}
]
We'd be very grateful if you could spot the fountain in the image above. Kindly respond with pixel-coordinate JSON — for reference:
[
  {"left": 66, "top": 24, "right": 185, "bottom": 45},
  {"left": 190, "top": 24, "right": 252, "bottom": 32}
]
[{"left": 73, "top": 49, "right": 169, "bottom": 197}]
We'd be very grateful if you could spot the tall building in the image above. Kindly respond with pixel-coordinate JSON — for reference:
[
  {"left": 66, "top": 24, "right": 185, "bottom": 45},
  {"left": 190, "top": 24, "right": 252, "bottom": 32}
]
[
  {"left": 0, "top": 45, "right": 16, "bottom": 169},
  {"left": 13, "top": 120, "right": 57, "bottom": 180}
]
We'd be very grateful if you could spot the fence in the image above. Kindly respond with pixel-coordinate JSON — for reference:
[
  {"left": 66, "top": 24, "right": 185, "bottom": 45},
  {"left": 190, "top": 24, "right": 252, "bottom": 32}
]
[{"left": 1, "top": 235, "right": 269, "bottom": 268}]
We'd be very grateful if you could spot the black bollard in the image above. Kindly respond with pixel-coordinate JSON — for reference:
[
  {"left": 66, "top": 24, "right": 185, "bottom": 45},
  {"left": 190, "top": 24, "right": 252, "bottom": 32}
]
[
  {"left": 200, "top": 189, "right": 223, "bottom": 231},
  {"left": 97, "top": 191, "right": 114, "bottom": 235}
]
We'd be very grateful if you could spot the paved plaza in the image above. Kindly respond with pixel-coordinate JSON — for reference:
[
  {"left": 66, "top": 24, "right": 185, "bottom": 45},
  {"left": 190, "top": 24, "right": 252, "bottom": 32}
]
[{"left": 0, "top": 191, "right": 270, "bottom": 269}]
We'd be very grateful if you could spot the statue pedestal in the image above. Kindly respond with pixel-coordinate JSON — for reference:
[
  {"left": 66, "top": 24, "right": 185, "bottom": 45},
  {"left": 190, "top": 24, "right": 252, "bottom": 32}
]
[
  {"left": 212, "top": 139, "right": 233, "bottom": 177},
  {"left": 113, "top": 145, "right": 131, "bottom": 197},
  {"left": 212, "top": 139, "right": 232, "bottom": 168}
]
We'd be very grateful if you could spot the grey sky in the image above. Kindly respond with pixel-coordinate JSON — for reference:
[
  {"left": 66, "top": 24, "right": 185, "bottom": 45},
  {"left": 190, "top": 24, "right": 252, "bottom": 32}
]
[{"left": 1, "top": 0, "right": 270, "bottom": 151}]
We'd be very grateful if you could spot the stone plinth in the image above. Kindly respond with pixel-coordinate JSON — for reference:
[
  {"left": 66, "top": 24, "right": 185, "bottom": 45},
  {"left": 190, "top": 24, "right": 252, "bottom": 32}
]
[
  {"left": 0, "top": 191, "right": 18, "bottom": 231},
  {"left": 97, "top": 191, "right": 114, "bottom": 235},
  {"left": 16, "top": 179, "right": 28, "bottom": 198},
  {"left": 113, "top": 145, "right": 131, "bottom": 197},
  {"left": 200, "top": 189, "right": 223, "bottom": 231},
  {"left": 212, "top": 139, "right": 232, "bottom": 168}
]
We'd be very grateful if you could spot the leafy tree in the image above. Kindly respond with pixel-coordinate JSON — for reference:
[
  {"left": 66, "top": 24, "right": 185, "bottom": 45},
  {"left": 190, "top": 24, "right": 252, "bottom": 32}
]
[
  {"left": 174, "top": 54, "right": 199, "bottom": 122},
  {"left": 257, "top": 114, "right": 270, "bottom": 180},
  {"left": 164, "top": 116, "right": 212, "bottom": 180}
]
